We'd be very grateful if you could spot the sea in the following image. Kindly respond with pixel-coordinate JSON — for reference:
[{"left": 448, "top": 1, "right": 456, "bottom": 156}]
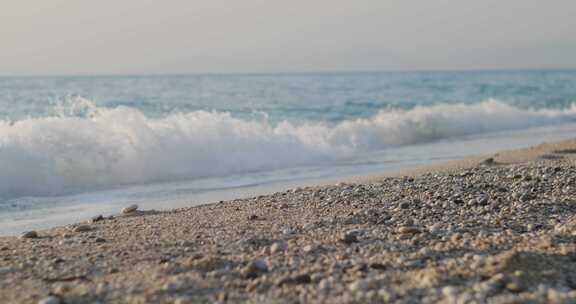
[{"left": 1, "top": 70, "right": 576, "bottom": 235}]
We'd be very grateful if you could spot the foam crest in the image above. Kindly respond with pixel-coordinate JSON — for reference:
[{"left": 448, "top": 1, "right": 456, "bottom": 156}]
[{"left": 1, "top": 98, "right": 575, "bottom": 198}]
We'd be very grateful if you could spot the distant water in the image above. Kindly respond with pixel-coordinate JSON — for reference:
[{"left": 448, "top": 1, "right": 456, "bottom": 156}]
[{"left": 1, "top": 70, "right": 576, "bottom": 235}]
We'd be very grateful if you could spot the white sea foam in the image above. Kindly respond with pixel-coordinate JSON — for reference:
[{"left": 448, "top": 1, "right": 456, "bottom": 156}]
[{"left": 1, "top": 98, "right": 575, "bottom": 198}]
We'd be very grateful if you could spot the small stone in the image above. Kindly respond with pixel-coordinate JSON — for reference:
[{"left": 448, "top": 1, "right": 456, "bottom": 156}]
[
  {"left": 348, "top": 279, "right": 369, "bottom": 292},
  {"left": 0, "top": 266, "right": 14, "bottom": 274},
  {"left": 442, "top": 286, "right": 458, "bottom": 297},
  {"left": 72, "top": 225, "right": 92, "bottom": 233},
  {"left": 19, "top": 231, "right": 38, "bottom": 239},
  {"left": 90, "top": 215, "right": 104, "bottom": 223},
  {"left": 453, "top": 198, "right": 465, "bottom": 205},
  {"left": 173, "top": 296, "right": 193, "bottom": 304},
  {"left": 38, "top": 296, "right": 61, "bottom": 304},
  {"left": 302, "top": 223, "right": 316, "bottom": 230},
  {"left": 340, "top": 231, "right": 359, "bottom": 245},
  {"left": 276, "top": 274, "right": 312, "bottom": 286},
  {"left": 398, "top": 226, "right": 421, "bottom": 234},
  {"left": 399, "top": 201, "right": 410, "bottom": 209},
  {"left": 121, "top": 204, "right": 138, "bottom": 214},
  {"left": 302, "top": 244, "right": 315, "bottom": 253},
  {"left": 481, "top": 157, "right": 495, "bottom": 165},
  {"left": 53, "top": 284, "right": 71, "bottom": 294},
  {"left": 270, "top": 240, "right": 288, "bottom": 254},
  {"left": 216, "top": 293, "right": 228, "bottom": 303},
  {"left": 293, "top": 274, "right": 311, "bottom": 284},
  {"left": 520, "top": 192, "right": 533, "bottom": 202},
  {"left": 242, "top": 259, "right": 268, "bottom": 278},
  {"left": 58, "top": 239, "right": 74, "bottom": 245},
  {"left": 506, "top": 281, "right": 523, "bottom": 292},
  {"left": 310, "top": 273, "right": 323, "bottom": 282},
  {"left": 162, "top": 277, "right": 187, "bottom": 292},
  {"left": 248, "top": 259, "right": 268, "bottom": 272},
  {"left": 340, "top": 190, "right": 352, "bottom": 197},
  {"left": 245, "top": 281, "right": 259, "bottom": 292},
  {"left": 428, "top": 224, "right": 442, "bottom": 234}
]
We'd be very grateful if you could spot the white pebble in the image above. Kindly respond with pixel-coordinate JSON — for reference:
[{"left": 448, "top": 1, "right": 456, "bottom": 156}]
[
  {"left": 302, "top": 244, "right": 315, "bottom": 253},
  {"left": 121, "top": 204, "right": 138, "bottom": 214}
]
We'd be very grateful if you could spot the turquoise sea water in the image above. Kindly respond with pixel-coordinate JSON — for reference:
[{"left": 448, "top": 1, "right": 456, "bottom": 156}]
[{"left": 1, "top": 70, "right": 576, "bottom": 234}]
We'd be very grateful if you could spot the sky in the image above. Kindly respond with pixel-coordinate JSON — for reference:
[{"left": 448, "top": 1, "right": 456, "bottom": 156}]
[{"left": 1, "top": 0, "right": 576, "bottom": 75}]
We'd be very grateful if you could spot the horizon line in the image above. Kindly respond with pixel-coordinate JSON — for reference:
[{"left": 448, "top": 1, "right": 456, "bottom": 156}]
[{"left": 1, "top": 67, "right": 576, "bottom": 78}]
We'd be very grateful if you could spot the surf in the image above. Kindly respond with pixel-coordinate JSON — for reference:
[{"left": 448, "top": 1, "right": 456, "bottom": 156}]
[{"left": 0, "top": 97, "right": 575, "bottom": 199}]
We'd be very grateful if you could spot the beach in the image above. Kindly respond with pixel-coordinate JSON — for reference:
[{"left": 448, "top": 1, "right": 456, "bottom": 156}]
[
  {"left": 1, "top": 138, "right": 575, "bottom": 303},
  {"left": 3, "top": 1, "right": 576, "bottom": 303}
]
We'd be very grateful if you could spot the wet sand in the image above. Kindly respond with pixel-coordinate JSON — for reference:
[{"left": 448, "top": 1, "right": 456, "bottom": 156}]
[{"left": 1, "top": 138, "right": 576, "bottom": 303}]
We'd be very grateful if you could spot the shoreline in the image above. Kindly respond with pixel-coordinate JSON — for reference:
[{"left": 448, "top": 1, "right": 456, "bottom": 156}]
[
  {"left": 354, "top": 137, "right": 576, "bottom": 180},
  {"left": 1, "top": 138, "right": 576, "bottom": 303}
]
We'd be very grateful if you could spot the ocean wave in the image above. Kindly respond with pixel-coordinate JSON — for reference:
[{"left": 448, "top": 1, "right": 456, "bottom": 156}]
[{"left": 1, "top": 98, "right": 575, "bottom": 198}]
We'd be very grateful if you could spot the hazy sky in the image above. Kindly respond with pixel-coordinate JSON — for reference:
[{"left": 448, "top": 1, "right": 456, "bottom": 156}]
[{"left": 2, "top": 0, "right": 576, "bottom": 75}]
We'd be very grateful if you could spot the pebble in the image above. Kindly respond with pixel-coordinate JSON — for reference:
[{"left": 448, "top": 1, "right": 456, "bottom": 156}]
[
  {"left": 302, "top": 244, "right": 315, "bottom": 253},
  {"left": 270, "top": 240, "right": 288, "bottom": 254},
  {"left": 428, "top": 223, "right": 442, "bottom": 234},
  {"left": 121, "top": 204, "right": 139, "bottom": 214},
  {"left": 302, "top": 223, "right": 316, "bottom": 230},
  {"left": 249, "top": 259, "right": 268, "bottom": 272},
  {"left": 242, "top": 259, "right": 269, "bottom": 278},
  {"left": 481, "top": 157, "right": 495, "bottom": 165},
  {"left": 340, "top": 231, "right": 359, "bottom": 244},
  {"left": 72, "top": 225, "right": 92, "bottom": 232},
  {"left": 90, "top": 215, "right": 104, "bottom": 223},
  {"left": 37, "top": 296, "right": 61, "bottom": 304},
  {"left": 0, "top": 266, "right": 14, "bottom": 274},
  {"left": 276, "top": 273, "right": 312, "bottom": 286},
  {"left": 162, "top": 276, "right": 188, "bottom": 292},
  {"left": 19, "top": 231, "right": 38, "bottom": 239},
  {"left": 442, "top": 286, "right": 458, "bottom": 297},
  {"left": 348, "top": 279, "right": 369, "bottom": 292},
  {"left": 173, "top": 296, "right": 193, "bottom": 304},
  {"left": 53, "top": 284, "right": 70, "bottom": 294},
  {"left": 398, "top": 226, "right": 421, "bottom": 234},
  {"left": 58, "top": 239, "right": 74, "bottom": 246}
]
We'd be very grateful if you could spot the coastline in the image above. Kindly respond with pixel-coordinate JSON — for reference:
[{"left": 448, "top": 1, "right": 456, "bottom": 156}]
[{"left": 1, "top": 138, "right": 576, "bottom": 303}]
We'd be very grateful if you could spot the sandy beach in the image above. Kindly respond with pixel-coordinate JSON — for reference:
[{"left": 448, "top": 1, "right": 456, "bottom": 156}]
[{"left": 1, "top": 138, "right": 576, "bottom": 304}]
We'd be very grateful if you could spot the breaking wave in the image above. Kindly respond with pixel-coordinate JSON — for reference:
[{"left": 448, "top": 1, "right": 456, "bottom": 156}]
[{"left": 1, "top": 98, "right": 575, "bottom": 198}]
